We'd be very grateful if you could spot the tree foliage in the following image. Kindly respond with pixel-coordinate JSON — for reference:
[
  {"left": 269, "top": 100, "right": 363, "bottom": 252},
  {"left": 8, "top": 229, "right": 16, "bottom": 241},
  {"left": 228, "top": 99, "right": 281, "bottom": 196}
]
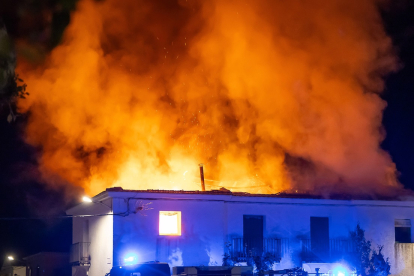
[
  {"left": 369, "top": 246, "right": 391, "bottom": 276},
  {"left": 222, "top": 242, "right": 235, "bottom": 266},
  {"left": 349, "top": 224, "right": 372, "bottom": 275},
  {"left": 348, "top": 224, "right": 391, "bottom": 276},
  {"left": 222, "top": 242, "right": 278, "bottom": 275},
  {"left": 248, "top": 252, "right": 278, "bottom": 275},
  {"left": 0, "top": 18, "right": 28, "bottom": 122}
]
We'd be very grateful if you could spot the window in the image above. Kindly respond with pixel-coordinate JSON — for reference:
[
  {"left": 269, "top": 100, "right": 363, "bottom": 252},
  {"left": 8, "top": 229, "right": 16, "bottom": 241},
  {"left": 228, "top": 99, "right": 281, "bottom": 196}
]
[
  {"left": 159, "top": 211, "right": 181, "bottom": 236},
  {"left": 243, "top": 215, "right": 264, "bottom": 255},
  {"left": 310, "top": 217, "right": 329, "bottom": 261},
  {"left": 395, "top": 219, "right": 411, "bottom": 243}
]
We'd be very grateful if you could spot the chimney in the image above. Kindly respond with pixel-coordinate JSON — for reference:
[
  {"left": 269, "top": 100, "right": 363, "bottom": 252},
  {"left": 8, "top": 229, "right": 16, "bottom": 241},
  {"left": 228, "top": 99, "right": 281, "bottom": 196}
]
[{"left": 199, "top": 163, "right": 205, "bottom": 191}]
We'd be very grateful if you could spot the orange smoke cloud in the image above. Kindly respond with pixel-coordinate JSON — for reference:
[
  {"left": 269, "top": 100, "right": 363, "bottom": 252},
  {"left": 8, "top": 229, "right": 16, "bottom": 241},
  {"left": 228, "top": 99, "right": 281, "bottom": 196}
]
[{"left": 17, "top": 0, "right": 401, "bottom": 196}]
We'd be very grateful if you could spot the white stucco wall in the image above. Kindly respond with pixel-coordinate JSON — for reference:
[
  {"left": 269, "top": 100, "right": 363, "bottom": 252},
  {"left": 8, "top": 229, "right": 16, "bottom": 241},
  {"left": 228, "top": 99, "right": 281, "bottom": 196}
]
[
  {"left": 69, "top": 197, "right": 113, "bottom": 276},
  {"left": 111, "top": 192, "right": 414, "bottom": 275},
  {"left": 112, "top": 196, "right": 226, "bottom": 268},
  {"left": 224, "top": 197, "right": 414, "bottom": 274},
  {"left": 75, "top": 190, "right": 414, "bottom": 276},
  {"left": 88, "top": 213, "right": 113, "bottom": 276}
]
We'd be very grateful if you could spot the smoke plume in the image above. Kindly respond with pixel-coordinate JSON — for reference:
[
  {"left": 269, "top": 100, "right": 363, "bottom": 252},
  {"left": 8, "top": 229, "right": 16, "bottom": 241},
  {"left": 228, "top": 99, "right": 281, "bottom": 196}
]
[{"left": 17, "top": 0, "right": 401, "bottom": 196}]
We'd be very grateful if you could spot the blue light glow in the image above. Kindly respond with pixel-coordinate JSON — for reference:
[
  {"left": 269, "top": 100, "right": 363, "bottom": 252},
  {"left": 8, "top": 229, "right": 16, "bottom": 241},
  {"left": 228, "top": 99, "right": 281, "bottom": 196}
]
[
  {"left": 332, "top": 264, "right": 349, "bottom": 276},
  {"left": 123, "top": 253, "right": 138, "bottom": 266}
]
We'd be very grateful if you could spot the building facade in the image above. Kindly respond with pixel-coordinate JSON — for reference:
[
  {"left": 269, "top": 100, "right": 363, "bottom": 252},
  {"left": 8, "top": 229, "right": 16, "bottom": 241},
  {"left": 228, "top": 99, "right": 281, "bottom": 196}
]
[
  {"left": 24, "top": 252, "right": 70, "bottom": 276},
  {"left": 0, "top": 265, "right": 26, "bottom": 276},
  {"left": 67, "top": 187, "right": 414, "bottom": 276}
]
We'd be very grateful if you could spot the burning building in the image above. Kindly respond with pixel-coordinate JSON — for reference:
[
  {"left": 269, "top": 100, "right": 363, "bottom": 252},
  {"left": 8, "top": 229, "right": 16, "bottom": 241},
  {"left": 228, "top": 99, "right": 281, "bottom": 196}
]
[
  {"left": 12, "top": 0, "right": 414, "bottom": 274},
  {"left": 68, "top": 187, "right": 414, "bottom": 276}
]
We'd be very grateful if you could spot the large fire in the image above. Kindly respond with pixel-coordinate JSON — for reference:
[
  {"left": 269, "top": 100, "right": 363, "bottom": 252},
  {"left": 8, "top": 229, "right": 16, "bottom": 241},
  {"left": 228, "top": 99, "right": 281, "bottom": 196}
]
[{"left": 17, "top": 0, "right": 401, "bottom": 196}]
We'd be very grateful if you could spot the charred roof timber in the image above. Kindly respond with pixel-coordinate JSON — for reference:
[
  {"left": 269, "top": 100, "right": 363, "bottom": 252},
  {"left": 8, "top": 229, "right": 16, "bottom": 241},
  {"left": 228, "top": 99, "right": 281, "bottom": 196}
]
[{"left": 103, "top": 187, "right": 411, "bottom": 201}]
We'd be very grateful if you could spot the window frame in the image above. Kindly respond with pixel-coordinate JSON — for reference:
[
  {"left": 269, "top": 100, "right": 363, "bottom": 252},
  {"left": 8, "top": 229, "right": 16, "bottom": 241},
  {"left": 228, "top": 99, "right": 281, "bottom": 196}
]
[
  {"left": 395, "top": 219, "right": 411, "bottom": 243},
  {"left": 159, "top": 211, "right": 182, "bottom": 236}
]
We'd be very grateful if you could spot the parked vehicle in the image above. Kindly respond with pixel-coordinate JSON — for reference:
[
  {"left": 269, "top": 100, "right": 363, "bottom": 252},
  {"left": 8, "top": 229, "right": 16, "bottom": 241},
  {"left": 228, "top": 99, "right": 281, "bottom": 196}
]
[
  {"left": 106, "top": 262, "right": 171, "bottom": 276},
  {"left": 268, "top": 267, "right": 308, "bottom": 275},
  {"left": 172, "top": 266, "right": 253, "bottom": 276}
]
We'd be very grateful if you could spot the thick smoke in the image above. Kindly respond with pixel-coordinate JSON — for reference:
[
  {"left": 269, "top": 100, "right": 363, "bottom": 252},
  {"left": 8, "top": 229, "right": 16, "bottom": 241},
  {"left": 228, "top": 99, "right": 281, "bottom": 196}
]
[{"left": 18, "top": 0, "right": 401, "bottom": 196}]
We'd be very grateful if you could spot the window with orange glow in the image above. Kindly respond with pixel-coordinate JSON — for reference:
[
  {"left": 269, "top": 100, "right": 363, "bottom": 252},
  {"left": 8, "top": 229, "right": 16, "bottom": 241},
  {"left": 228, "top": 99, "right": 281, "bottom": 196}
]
[{"left": 159, "top": 211, "right": 181, "bottom": 236}]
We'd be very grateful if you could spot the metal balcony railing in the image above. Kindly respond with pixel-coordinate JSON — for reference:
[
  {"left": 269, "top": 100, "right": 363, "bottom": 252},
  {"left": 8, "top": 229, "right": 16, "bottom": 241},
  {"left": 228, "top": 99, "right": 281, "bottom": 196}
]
[
  {"left": 300, "top": 239, "right": 312, "bottom": 262},
  {"left": 231, "top": 238, "right": 282, "bottom": 262},
  {"left": 330, "top": 238, "right": 356, "bottom": 256},
  {"left": 70, "top": 242, "right": 91, "bottom": 265},
  {"left": 301, "top": 239, "right": 356, "bottom": 262}
]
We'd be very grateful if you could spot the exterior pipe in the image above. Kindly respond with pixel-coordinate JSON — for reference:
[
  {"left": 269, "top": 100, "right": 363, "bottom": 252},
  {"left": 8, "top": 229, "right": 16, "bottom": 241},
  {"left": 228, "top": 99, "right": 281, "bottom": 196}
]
[{"left": 199, "top": 163, "right": 206, "bottom": 191}]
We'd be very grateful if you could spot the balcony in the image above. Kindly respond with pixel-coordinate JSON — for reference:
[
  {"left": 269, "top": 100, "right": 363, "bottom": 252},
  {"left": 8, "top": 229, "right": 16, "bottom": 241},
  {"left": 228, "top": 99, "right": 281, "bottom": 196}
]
[
  {"left": 230, "top": 238, "right": 283, "bottom": 262},
  {"left": 70, "top": 242, "right": 91, "bottom": 266},
  {"left": 301, "top": 239, "right": 356, "bottom": 262}
]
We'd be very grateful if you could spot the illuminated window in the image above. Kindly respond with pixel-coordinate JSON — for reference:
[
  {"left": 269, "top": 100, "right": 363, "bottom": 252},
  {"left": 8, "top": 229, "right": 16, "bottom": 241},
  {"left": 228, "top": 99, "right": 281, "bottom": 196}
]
[{"left": 159, "top": 211, "right": 181, "bottom": 236}]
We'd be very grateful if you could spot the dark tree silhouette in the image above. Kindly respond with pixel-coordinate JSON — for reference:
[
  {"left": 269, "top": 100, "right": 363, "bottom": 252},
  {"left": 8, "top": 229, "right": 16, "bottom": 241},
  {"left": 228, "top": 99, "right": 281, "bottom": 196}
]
[
  {"left": 0, "top": 18, "right": 28, "bottom": 122},
  {"left": 348, "top": 224, "right": 391, "bottom": 276}
]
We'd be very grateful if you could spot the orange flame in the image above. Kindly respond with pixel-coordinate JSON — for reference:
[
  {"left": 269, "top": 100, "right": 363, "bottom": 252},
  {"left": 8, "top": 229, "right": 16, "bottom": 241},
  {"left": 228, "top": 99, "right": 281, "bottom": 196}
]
[{"left": 18, "top": 0, "right": 400, "bottom": 196}]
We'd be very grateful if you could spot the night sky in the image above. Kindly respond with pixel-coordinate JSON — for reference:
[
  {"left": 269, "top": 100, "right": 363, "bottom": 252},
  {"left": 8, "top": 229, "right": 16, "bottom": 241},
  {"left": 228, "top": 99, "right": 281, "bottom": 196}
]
[
  {"left": 381, "top": 1, "right": 414, "bottom": 190},
  {"left": 1, "top": 0, "right": 414, "bottom": 267}
]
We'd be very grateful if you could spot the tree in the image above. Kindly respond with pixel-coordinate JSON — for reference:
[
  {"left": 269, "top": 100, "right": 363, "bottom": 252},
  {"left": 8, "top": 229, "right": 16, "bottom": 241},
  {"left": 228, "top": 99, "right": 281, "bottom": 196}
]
[
  {"left": 348, "top": 224, "right": 391, "bottom": 276},
  {"left": 250, "top": 252, "right": 278, "bottom": 275},
  {"left": 222, "top": 241, "right": 278, "bottom": 276},
  {"left": 349, "top": 224, "right": 372, "bottom": 276},
  {"left": 369, "top": 246, "right": 390, "bottom": 276},
  {"left": 222, "top": 242, "right": 234, "bottom": 267},
  {"left": 0, "top": 18, "right": 28, "bottom": 122}
]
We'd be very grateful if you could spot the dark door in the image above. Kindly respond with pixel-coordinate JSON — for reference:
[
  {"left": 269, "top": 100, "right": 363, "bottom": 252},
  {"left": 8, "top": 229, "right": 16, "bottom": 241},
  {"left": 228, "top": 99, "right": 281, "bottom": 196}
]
[
  {"left": 243, "top": 215, "right": 264, "bottom": 256},
  {"left": 310, "top": 217, "right": 329, "bottom": 261}
]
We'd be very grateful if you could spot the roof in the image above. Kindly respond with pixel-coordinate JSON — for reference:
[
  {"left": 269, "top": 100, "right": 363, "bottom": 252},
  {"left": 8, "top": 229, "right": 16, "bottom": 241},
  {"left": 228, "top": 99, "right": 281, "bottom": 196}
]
[
  {"left": 103, "top": 187, "right": 412, "bottom": 201},
  {"left": 66, "top": 187, "right": 414, "bottom": 215},
  {"left": 23, "top": 252, "right": 68, "bottom": 260}
]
